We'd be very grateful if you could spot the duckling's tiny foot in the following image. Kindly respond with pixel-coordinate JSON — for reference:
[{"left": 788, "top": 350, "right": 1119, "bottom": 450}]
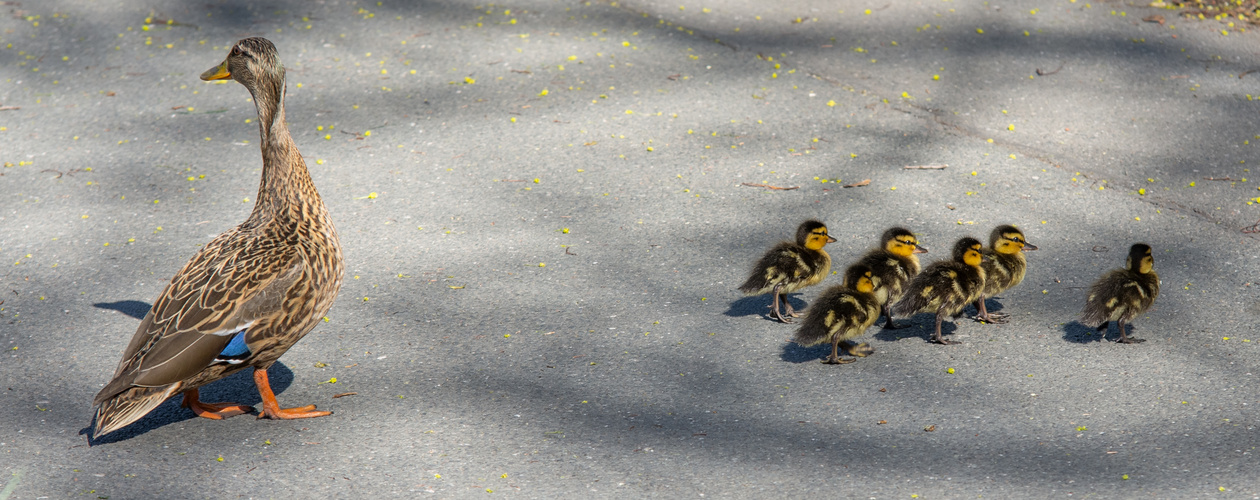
[
  {"left": 842, "top": 342, "right": 874, "bottom": 357},
  {"left": 881, "top": 318, "right": 906, "bottom": 329},
  {"left": 784, "top": 302, "right": 800, "bottom": 318},
  {"left": 973, "top": 313, "right": 1010, "bottom": 324},
  {"left": 821, "top": 356, "right": 855, "bottom": 364}
]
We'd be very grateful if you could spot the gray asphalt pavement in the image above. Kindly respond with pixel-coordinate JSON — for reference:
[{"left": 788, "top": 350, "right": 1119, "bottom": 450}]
[{"left": 3, "top": 0, "right": 1260, "bottom": 497}]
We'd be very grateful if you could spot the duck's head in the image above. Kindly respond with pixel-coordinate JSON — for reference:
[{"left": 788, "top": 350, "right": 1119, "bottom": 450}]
[
  {"left": 881, "top": 227, "right": 928, "bottom": 257},
  {"left": 200, "top": 37, "right": 284, "bottom": 91},
  {"left": 952, "top": 237, "right": 985, "bottom": 268},
  {"left": 1126, "top": 243, "right": 1154, "bottom": 274},
  {"left": 989, "top": 225, "right": 1038, "bottom": 254},
  {"left": 796, "top": 219, "right": 837, "bottom": 251},
  {"left": 843, "top": 264, "right": 878, "bottom": 294}
]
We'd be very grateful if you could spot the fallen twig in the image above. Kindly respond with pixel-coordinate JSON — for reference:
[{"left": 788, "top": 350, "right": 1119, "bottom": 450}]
[
  {"left": 331, "top": 392, "right": 358, "bottom": 398},
  {"left": 1240, "top": 69, "right": 1260, "bottom": 79},
  {"left": 0, "top": 106, "right": 20, "bottom": 111},
  {"left": 1244, "top": 220, "right": 1260, "bottom": 234},
  {"left": 903, "top": 164, "right": 948, "bottom": 170},
  {"left": 1203, "top": 176, "right": 1236, "bottom": 181},
  {"left": 1036, "top": 63, "right": 1064, "bottom": 76},
  {"left": 741, "top": 183, "right": 799, "bottom": 190},
  {"left": 842, "top": 179, "right": 871, "bottom": 188}
]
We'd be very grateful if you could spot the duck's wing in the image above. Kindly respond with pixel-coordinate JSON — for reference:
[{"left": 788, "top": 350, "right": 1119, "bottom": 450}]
[{"left": 94, "top": 238, "right": 301, "bottom": 405}]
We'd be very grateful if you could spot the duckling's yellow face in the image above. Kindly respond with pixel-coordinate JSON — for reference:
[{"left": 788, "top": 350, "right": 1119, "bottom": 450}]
[
  {"left": 995, "top": 232, "right": 1031, "bottom": 254},
  {"left": 803, "top": 227, "right": 837, "bottom": 251},
  {"left": 1131, "top": 251, "right": 1154, "bottom": 274},
  {"left": 963, "top": 243, "right": 984, "bottom": 267},
  {"left": 854, "top": 272, "right": 876, "bottom": 293},
  {"left": 886, "top": 235, "right": 927, "bottom": 257}
]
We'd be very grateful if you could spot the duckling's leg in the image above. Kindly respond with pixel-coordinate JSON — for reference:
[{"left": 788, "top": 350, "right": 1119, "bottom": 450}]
[
  {"left": 881, "top": 304, "right": 905, "bottom": 329},
  {"left": 783, "top": 294, "right": 800, "bottom": 318},
  {"left": 770, "top": 284, "right": 793, "bottom": 323},
  {"left": 1115, "top": 319, "right": 1146, "bottom": 344},
  {"left": 931, "top": 308, "right": 961, "bottom": 345},
  {"left": 180, "top": 389, "right": 253, "bottom": 419},
  {"left": 253, "top": 367, "right": 332, "bottom": 419},
  {"left": 822, "top": 337, "right": 856, "bottom": 364},
  {"left": 973, "top": 296, "right": 1010, "bottom": 324}
]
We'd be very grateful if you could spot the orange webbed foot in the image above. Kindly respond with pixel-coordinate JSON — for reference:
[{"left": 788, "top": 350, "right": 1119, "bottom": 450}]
[
  {"left": 253, "top": 367, "right": 333, "bottom": 420},
  {"left": 181, "top": 389, "right": 254, "bottom": 420}
]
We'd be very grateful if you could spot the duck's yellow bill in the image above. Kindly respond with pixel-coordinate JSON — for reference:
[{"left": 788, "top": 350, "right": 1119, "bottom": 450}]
[{"left": 200, "top": 60, "right": 231, "bottom": 81}]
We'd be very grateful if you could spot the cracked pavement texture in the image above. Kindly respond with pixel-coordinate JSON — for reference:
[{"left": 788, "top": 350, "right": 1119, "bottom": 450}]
[{"left": 2, "top": 0, "right": 1260, "bottom": 497}]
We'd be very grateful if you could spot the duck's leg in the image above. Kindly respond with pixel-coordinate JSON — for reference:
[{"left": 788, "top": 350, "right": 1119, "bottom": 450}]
[
  {"left": 770, "top": 284, "right": 793, "bottom": 323},
  {"left": 1115, "top": 319, "right": 1145, "bottom": 344},
  {"left": 931, "top": 307, "right": 961, "bottom": 345},
  {"left": 881, "top": 303, "right": 904, "bottom": 329},
  {"left": 181, "top": 389, "right": 253, "bottom": 419},
  {"left": 822, "top": 337, "right": 854, "bottom": 364},
  {"left": 254, "top": 367, "right": 331, "bottom": 419},
  {"left": 973, "top": 296, "right": 1010, "bottom": 324}
]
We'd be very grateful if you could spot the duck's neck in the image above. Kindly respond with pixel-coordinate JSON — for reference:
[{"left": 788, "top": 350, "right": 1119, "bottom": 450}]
[{"left": 247, "top": 72, "right": 321, "bottom": 222}]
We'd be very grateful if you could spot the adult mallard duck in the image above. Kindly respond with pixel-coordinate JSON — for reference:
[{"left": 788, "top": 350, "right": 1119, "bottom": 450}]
[
  {"left": 738, "top": 220, "right": 838, "bottom": 323},
  {"left": 852, "top": 227, "right": 927, "bottom": 329},
  {"left": 92, "top": 38, "right": 345, "bottom": 438},
  {"left": 1080, "top": 243, "right": 1159, "bottom": 344},
  {"left": 891, "top": 237, "right": 986, "bottom": 345},
  {"left": 973, "top": 225, "right": 1037, "bottom": 323}
]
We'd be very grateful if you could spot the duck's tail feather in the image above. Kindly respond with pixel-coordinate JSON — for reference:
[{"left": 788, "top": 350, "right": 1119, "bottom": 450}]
[{"left": 92, "top": 384, "right": 179, "bottom": 439}]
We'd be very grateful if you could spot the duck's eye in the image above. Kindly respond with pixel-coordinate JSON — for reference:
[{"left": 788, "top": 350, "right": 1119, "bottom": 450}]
[{"left": 231, "top": 46, "right": 242, "bottom": 56}]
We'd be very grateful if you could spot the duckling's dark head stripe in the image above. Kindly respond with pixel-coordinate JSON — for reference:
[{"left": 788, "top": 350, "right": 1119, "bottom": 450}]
[
  {"left": 881, "top": 227, "right": 915, "bottom": 243},
  {"left": 795, "top": 219, "right": 828, "bottom": 244}
]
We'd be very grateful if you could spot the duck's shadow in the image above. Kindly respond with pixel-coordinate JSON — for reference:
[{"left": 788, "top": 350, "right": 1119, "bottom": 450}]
[
  {"left": 1062, "top": 321, "right": 1129, "bottom": 344},
  {"left": 94, "top": 300, "right": 152, "bottom": 320},
  {"left": 725, "top": 295, "right": 808, "bottom": 321},
  {"left": 84, "top": 300, "right": 295, "bottom": 445},
  {"left": 82, "top": 364, "right": 295, "bottom": 445}
]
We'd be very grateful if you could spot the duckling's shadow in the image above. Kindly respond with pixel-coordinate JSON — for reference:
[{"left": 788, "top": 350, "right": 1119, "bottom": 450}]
[
  {"left": 780, "top": 341, "right": 831, "bottom": 363},
  {"left": 93, "top": 300, "right": 152, "bottom": 320},
  {"left": 970, "top": 298, "right": 1006, "bottom": 317},
  {"left": 1062, "top": 321, "right": 1124, "bottom": 344},
  {"left": 724, "top": 295, "right": 808, "bottom": 321},
  {"left": 873, "top": 314, "right": 959, "bottom": 343},
  {"left": 81, "top": 363, "right": 295, "bottom": 445}
]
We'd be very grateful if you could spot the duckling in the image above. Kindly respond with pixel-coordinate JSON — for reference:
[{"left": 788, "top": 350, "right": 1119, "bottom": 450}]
[
  {"left": 794, "top": 264, "right": 882, "bottom": 364},
  {"left": 852, "top": 227, "right": 928, "bottom": 329},
  {"left": 739, "top": 220, "right": 837, "bottom": 323},
  {"left": 973, "top": 225, "right": 1038, "bottom": 323},
  {"left": 1080, "top": 243, "right": 1159, "bottom": 344},
  {"left": 891, "top": 237, "right": 987, "bottom": 345}
]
